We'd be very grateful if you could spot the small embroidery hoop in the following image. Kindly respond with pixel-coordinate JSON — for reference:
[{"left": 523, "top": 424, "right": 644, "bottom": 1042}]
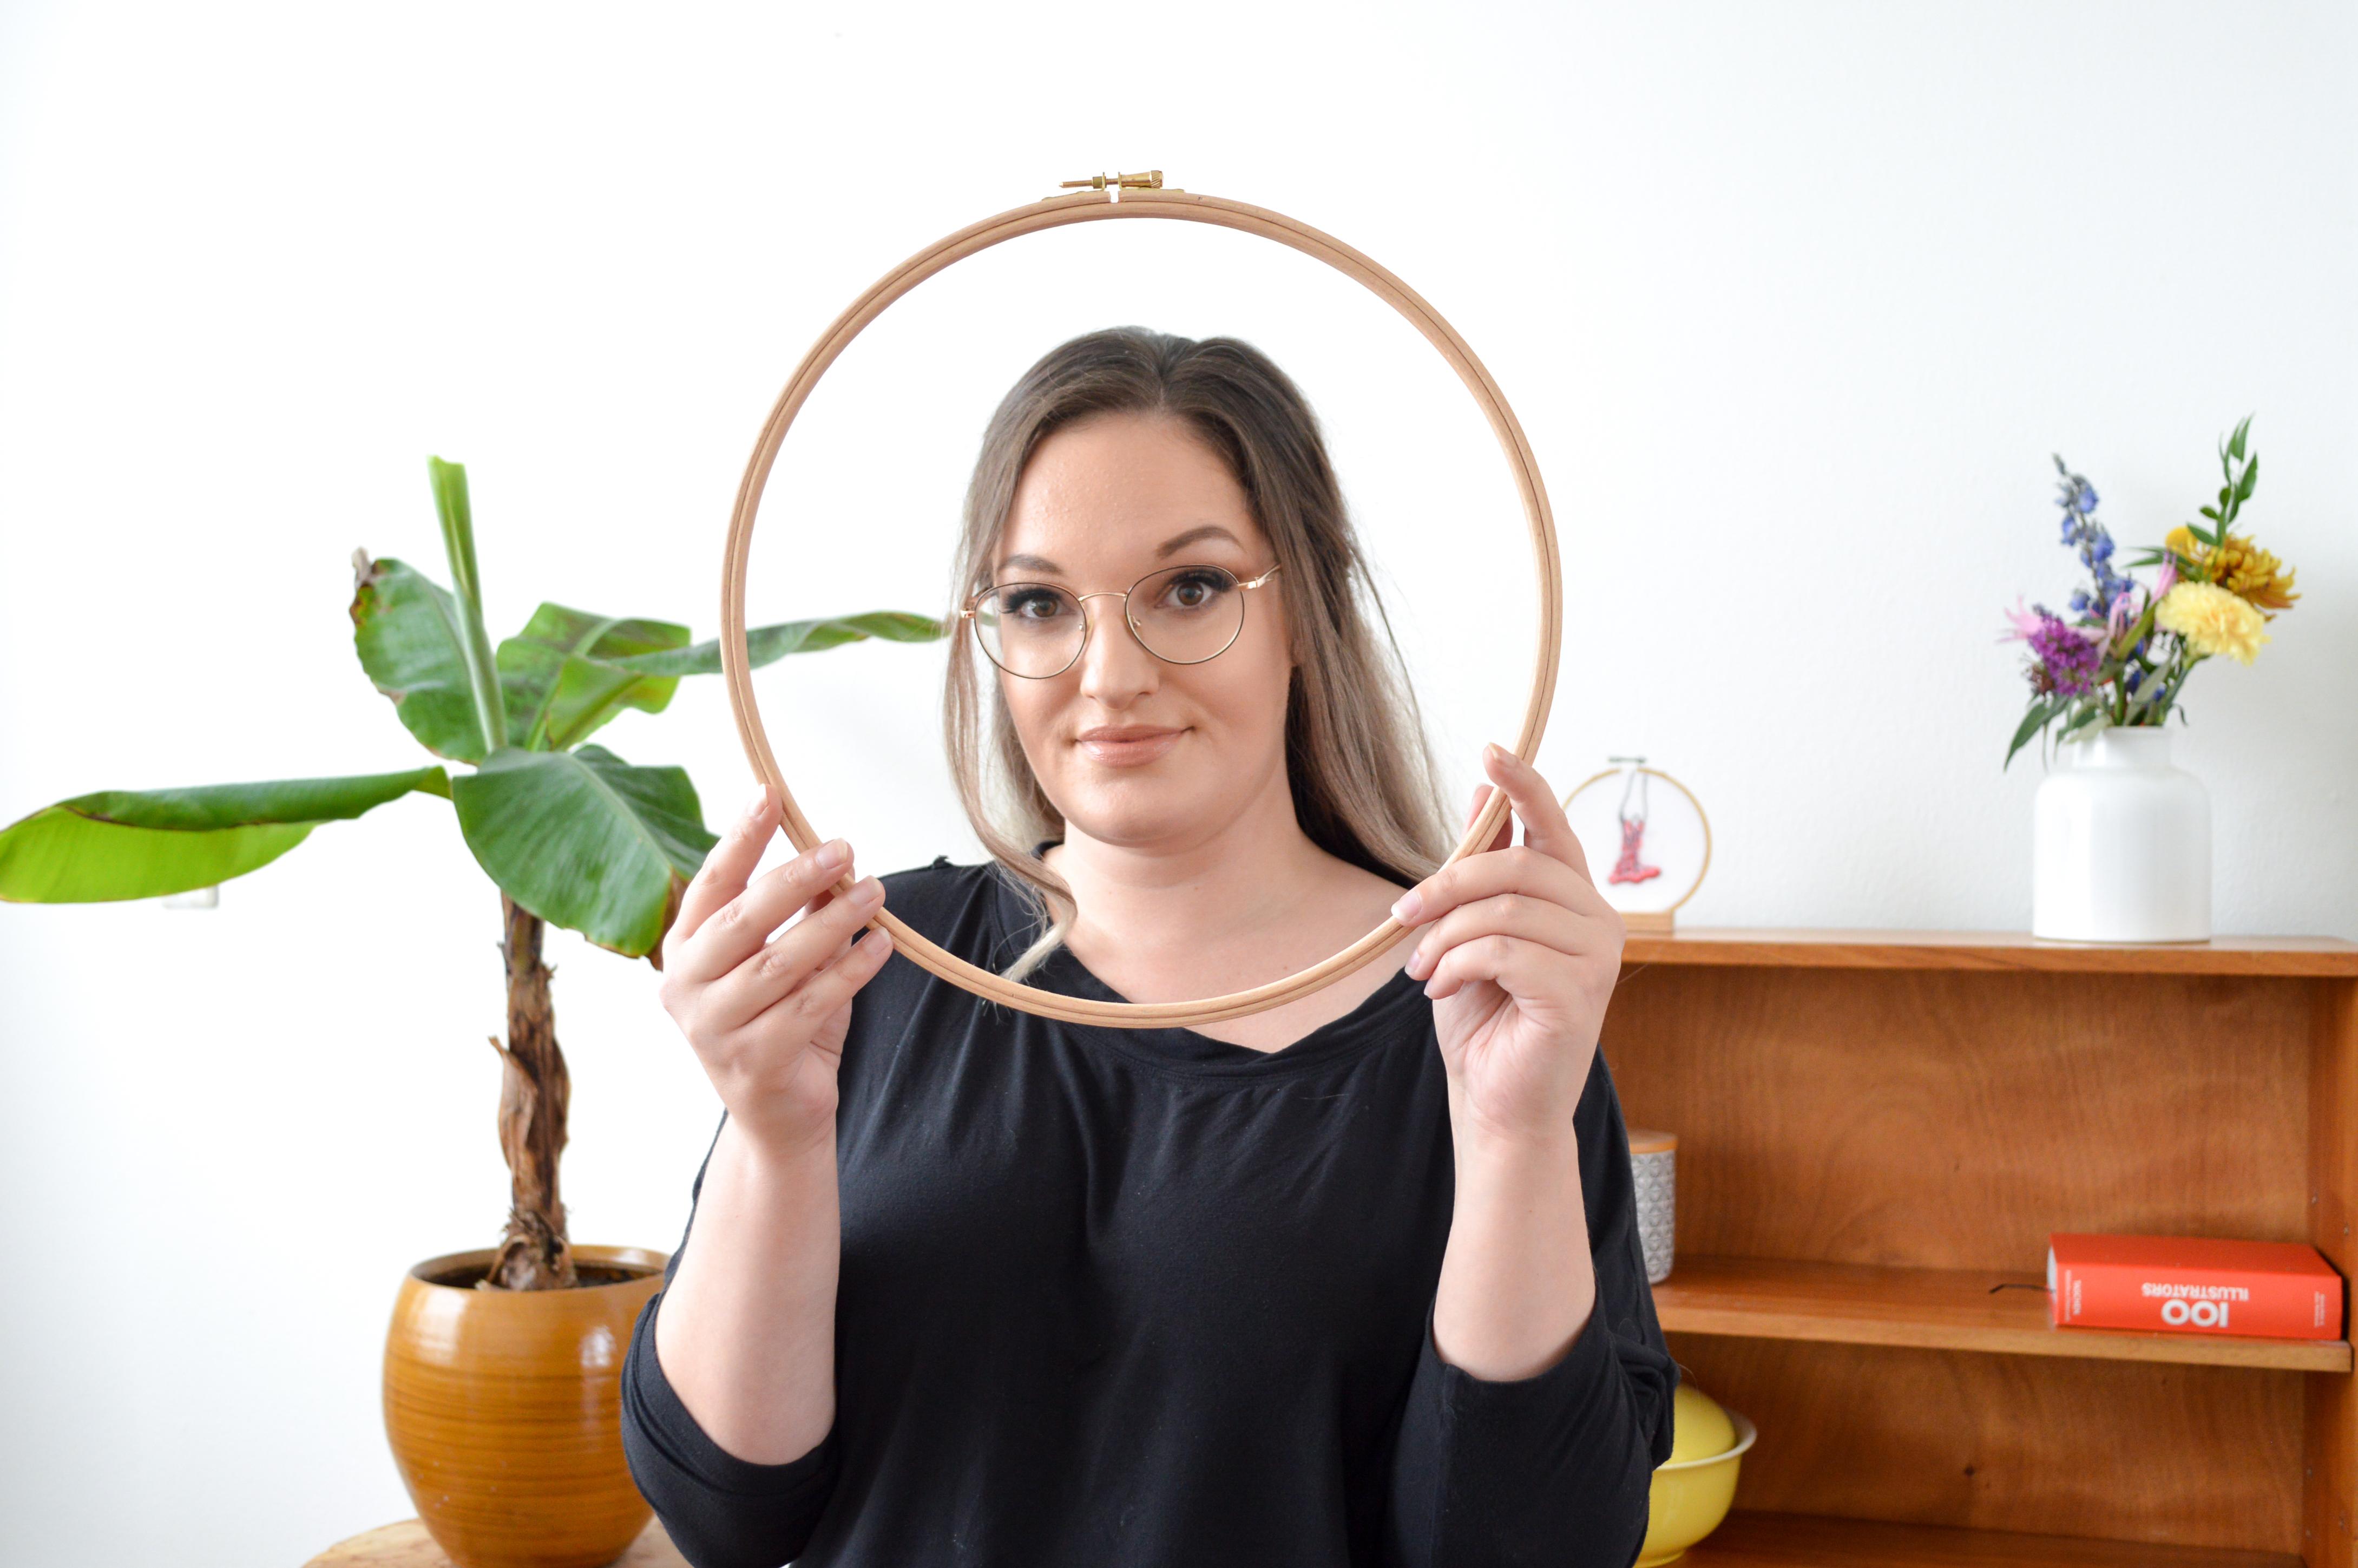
[
  {"left": 1561, "top": 763, "right": 1711, "bottom": 934},
  {"left": 720, "top": 173, "right": 1565, "bottom": 1028}
]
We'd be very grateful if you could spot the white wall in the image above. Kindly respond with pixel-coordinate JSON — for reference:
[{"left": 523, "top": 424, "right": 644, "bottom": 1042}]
[{"left": 1, "top": 3, "right": 2350, "bottom": 1562}]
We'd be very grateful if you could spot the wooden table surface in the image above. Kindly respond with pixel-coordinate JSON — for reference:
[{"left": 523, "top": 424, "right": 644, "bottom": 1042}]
[{"left": 305, "top": 1517, "right": 686, "bottom": 1567}]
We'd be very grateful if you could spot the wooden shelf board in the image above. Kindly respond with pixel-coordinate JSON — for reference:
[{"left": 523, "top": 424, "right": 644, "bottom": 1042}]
[
  {"left": 1685, "top": 1511, "right": 2298, "bottom": 1566},
  {"left": 1656, "top": 1255, "right": 2352, "bottom": 1373},
  {"left": 1620, "top": 927, "right": 2358, "bottom": 977}
]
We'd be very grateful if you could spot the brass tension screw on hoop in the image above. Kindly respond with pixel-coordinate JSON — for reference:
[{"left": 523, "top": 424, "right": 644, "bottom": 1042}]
[
  {"left": 719, "top": 170, "right": 1566, "bottom": 1028},
  {"left": 1055, "top": 170, "right": 1176, "bottom": 202}
]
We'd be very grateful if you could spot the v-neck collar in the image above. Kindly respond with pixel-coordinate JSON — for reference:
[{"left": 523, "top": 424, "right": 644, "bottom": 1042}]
[{"left": 984, "top": 846, "right": 1429, "bottom": 1080}]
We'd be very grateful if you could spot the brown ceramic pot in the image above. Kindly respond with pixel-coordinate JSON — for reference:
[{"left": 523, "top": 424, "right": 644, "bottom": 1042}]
[{"left": 384, "top": 1245, "right": 668, "bottom": 1568}]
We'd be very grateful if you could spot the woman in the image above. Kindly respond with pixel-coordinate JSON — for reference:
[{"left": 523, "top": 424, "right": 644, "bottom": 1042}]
[{"left": 620, "top": 327, "right": 1674, "bottom": 1567}]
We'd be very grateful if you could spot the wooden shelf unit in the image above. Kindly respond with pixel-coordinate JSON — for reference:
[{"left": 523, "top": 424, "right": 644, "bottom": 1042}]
[{"left": 1607, "top": 928, "right": 2358, "bottom": 1565}]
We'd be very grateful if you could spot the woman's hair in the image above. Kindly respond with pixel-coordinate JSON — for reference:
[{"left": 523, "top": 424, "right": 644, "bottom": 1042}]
[{"left": 943, "top": 325, "right": 1453, "bottom": 982}]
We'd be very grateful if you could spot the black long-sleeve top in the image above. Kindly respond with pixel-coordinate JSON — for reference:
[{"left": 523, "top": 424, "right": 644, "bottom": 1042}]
[{"left": 620, "top": 854, "right": 1676, "bottom": 1567}]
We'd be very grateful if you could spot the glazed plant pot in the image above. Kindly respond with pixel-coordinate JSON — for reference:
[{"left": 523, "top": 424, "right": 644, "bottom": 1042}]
[
  {"left": 384, "top": 1245, "right": 668, "bottom": 1568},
  {"left": 2032, "top": 727, "right": 2211, "bottom": 943}
]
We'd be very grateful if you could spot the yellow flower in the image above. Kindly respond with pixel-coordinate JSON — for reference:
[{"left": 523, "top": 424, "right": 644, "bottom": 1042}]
[
  {"left": 2162, "top": 526, "right": 2300, "bottom": 612},
  {"left": 2156, "top": 580, "right": 2271, "bottom": 665},
  {"left": 2211, "top": 533, "right": 2300, "bottom": 611}
]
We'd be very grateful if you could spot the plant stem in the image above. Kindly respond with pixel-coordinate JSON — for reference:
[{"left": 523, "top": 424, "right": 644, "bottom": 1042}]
[{"left": 485, "top": 894, "right": 577, "bottom": 1290}]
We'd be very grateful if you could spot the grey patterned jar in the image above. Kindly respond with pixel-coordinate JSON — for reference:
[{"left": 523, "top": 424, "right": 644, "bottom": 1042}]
[{"left": 1628, "top": 1127, "right": 1677, "bottom": 1285}]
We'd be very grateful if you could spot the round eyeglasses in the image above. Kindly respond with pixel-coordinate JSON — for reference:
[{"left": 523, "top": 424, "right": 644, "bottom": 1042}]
[{"left": 960, "top": 562, "right": 1283, "bottom": 680}]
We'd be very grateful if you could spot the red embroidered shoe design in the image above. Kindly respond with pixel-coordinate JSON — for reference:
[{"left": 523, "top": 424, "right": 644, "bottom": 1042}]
[{"left": 1609, "top": 816, "right": 1662, "bottom": 886}]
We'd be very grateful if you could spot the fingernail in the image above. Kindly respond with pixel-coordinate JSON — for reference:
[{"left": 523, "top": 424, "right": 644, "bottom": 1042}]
[
  {"left": 1392, "top": 890, "right": 1423, "bottom": 924},
  {"left": 815, "top": 838, "right": 850, "bottom": 871},
  {"left": 744, "top": 788, "right": 770, "bottom": 819},
  {"left": 1485, "top": 742, "right": 1507, "bottom": 764},
  {"left": 853, "top": 876, "right": 884, "bottom": 907}
]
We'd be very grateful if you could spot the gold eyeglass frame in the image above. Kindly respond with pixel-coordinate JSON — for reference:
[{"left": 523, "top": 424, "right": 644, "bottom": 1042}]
[
  {"left": 718, "top": 172, "right": 1565, "bottom": 1030},
  {"left": 960, "top": 562, "right": 1284, "bottom": 679}
]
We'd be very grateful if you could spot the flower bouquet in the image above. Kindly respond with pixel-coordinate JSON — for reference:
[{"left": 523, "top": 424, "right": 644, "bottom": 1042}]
[
  {"left": 2001, "top": 418, "right": 2300, "bottom": 941},
  {"left": 2002, "top": 416, "right": 2298, "bottom": 768}
]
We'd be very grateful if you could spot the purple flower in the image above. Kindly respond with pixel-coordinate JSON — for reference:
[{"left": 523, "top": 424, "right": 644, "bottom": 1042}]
[{"left": 2026, "top": 609, "right": 2103, "bottom": 698}]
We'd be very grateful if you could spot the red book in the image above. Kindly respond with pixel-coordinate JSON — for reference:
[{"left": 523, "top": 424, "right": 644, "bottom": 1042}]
[{"left": 2048, "top": 1232, "right": 2344, "bottom": 1341}]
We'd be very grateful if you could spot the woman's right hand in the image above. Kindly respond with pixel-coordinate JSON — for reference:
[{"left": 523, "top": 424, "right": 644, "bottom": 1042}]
[{"left": 658, "top": 786, "right": 895, "bottom": 1160}]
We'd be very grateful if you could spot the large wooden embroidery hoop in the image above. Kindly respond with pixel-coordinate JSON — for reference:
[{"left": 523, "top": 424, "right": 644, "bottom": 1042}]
[{"left": 720, "top": 171, "right": 1565, "bottom": 1029}]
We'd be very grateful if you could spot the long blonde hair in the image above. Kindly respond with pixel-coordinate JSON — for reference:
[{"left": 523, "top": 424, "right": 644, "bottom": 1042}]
[{"left": 943, "top": 326, "right": 1452, "bottom": 982}]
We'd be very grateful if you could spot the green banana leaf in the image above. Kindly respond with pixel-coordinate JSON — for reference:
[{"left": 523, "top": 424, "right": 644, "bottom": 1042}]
[
  {"left": 428, "top": 457, "right": 510, "bottom": 751},
  {"left": 0, "top": 766, "right": 451, "bottom": 903},
  {"left": 352, "top": 555, "right": 493, "bottom": 762},
  {"left": 451, "top": 744, "right": 717, "bottom": 958},
  {"left": 619, "top": 610, "right": 945, "bottom": 678},
  {"left": 497, "top": 605, "right": 692, "bottom": 752}
]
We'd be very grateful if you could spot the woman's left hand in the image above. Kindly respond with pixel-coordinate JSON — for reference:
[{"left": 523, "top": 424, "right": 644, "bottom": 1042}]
[{"left": 1391, "top": 744, "right": 1627, "bottom": 1145}]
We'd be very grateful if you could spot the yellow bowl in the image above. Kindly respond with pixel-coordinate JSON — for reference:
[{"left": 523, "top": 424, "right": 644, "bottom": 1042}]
[
  {"left": 1636, "top": 1409, "right": 1756, "bottom": 1566},
  {"left": 1664, "top": 1382, "right": 1735, "bottom": 1462}
]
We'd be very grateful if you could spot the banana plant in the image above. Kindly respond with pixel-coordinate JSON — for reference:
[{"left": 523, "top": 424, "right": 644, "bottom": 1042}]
[{"left": 0, "top": 457, "right": 943, "bottom": 1290}]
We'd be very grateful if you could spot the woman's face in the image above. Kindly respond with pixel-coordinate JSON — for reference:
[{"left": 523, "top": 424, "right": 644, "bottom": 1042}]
[{"left": 990, "top": 410, "right": 1295, "bottom": 852}]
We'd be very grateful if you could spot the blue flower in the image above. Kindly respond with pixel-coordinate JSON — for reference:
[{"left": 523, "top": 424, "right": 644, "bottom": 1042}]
[{"left": 2044, "top": 455, "right": 2144, "bottom": 628}]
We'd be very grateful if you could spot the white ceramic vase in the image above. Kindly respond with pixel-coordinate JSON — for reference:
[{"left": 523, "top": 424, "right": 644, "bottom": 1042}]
[{"left": 2031, "top": 727, "right": 2211, "bottom": 943}]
